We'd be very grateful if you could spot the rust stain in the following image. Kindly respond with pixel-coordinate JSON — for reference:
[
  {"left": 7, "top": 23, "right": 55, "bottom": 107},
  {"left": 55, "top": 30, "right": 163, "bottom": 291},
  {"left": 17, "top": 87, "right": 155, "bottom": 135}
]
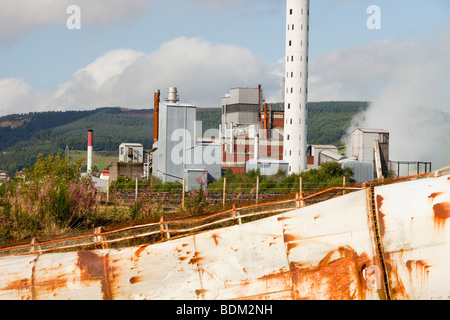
[
  {"left": 376, "top": 195, "right": 386, "bottom": 237},
  {"left": 2, "top": 278, "right": 31, "bottom": 292},
  {"left": 433, "top": 202, "right": 450, "bottom": 230},
  {"left": 429, "top": 192, "right": 443, "bottom": 201},
  {"left": 189, "top": 252, "right": 203, "bottom": 265},
  {"left": 77, "top": 251, "right": 112, "bottom": 300},
  {"left": 284, "top": 233, "right": 301, "bottom": 253},
  {"left": 211, "top": 234, "right": 220, "bottom": 246},
  {"left": 129, "top": 276, "right": 142, "bottom": 284},
  {"left": 195, "top": 289, "right": 208, "bottom": 296},
  {"left": 283, "top": 233, "right": 300, "bottom": 243},
  {"left": 384, "top": 254, "right": 409, "bottom": 300},
  {"left": 406, "top": 260, "right": 430, "bottom": 281},
  {"left": 289, "top": 246, "right": 374, "bottom": 300},
  {"left": 135, "top": 245, "right": 148, "bottom": 257}
]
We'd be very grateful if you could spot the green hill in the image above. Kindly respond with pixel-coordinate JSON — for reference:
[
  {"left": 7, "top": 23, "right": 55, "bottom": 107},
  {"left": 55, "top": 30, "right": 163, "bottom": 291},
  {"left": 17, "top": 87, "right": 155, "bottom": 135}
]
[{"left": 0, "top": 102, "right": 369, "bottom": 176}]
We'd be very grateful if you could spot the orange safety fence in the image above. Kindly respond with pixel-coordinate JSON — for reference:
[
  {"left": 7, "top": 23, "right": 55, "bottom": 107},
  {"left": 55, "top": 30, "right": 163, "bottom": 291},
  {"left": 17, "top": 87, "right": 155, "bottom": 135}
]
[{"left": 0, "top": 185, "right": 366, "bottom": 257}]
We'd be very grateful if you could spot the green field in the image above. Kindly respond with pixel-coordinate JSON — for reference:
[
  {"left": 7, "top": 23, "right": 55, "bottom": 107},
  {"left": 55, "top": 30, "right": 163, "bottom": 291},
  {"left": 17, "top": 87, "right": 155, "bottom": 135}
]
[{"left": 69, "top": 150, "right": 118, "bottom": 172}]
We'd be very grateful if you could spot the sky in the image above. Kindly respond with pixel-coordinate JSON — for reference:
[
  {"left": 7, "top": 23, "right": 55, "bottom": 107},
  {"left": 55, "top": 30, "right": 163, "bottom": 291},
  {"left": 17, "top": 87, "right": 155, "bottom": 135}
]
[{"left": 0, "top": 0, "right": 449, "bottom": 167}]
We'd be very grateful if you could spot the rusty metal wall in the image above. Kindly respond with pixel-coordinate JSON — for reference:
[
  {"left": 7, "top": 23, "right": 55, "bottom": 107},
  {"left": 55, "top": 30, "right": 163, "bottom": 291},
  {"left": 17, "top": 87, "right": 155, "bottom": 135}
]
[
  {"left": 374, "top": 175, "right": 450, "bottom": 299},
  {"left": 0, "top": 174, "right": 448, "bottom": 300}
]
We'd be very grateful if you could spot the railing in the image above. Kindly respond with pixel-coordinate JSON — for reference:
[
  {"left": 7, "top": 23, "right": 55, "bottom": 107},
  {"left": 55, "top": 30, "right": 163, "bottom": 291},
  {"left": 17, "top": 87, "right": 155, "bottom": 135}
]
[{"left": 0, "top": 186, "right": 364, "bottom": 257}]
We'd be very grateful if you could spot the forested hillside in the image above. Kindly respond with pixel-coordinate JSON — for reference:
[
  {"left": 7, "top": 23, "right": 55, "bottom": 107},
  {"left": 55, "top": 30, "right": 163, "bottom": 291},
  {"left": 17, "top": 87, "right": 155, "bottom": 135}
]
[{"left": 0, "top": 102, "right": 368, "bottom": 176}]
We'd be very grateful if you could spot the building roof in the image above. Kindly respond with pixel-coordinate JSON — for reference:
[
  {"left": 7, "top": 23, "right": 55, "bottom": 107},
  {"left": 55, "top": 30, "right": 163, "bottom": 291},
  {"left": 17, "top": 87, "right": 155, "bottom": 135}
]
[{"left": 353, "top": 128, "right": 389, "bottom": 134}]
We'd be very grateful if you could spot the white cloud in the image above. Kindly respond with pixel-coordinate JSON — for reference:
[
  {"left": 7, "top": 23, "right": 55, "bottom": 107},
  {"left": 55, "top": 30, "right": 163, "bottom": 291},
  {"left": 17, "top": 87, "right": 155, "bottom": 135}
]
[
  {"left": 308, "top": 38, "right": 420, "bottom": 102},
  {"left": 0, "top": 0, "right": 152, "bottom": 44},
  {"left": 0, "top": 36, "right": 280, "bottom": 115},
  {"left": 341, "top": 30, "right": 450, "bottom": 169}
]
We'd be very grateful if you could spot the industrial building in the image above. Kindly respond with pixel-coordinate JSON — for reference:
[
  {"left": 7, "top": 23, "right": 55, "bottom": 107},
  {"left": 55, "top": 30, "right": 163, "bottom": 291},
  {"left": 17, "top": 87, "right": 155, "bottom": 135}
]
[
  {"left": 152, "top": 87, "right": 221, "bottom": 191},
  {"left": 220, "top": 86, "right": 286, "bottom": 174},
  {"left": 119, "top": 143, "right": 144, "bottom": 163}
]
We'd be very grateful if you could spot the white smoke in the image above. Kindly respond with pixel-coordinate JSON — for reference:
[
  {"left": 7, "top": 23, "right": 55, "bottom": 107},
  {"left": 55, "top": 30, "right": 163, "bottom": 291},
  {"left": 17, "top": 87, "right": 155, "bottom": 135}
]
[{"left": 344, "top": 30, "right": 450, "bottom": 170}]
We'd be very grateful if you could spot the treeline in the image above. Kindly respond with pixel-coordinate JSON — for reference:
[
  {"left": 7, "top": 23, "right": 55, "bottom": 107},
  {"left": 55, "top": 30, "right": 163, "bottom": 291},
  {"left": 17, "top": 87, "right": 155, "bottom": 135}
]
[
  {"left": 0, "top": 102, "right": 369, "bottom": 176},
  {"left": 307, "top": 101, "right": 369, "bottom": 145}
]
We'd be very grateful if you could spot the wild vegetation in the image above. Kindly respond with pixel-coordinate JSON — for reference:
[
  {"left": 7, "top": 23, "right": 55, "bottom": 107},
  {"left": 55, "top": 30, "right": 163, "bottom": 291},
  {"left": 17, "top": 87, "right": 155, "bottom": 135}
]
[{"left": 0, "top": 152, "right": 354, "bottom": 244}]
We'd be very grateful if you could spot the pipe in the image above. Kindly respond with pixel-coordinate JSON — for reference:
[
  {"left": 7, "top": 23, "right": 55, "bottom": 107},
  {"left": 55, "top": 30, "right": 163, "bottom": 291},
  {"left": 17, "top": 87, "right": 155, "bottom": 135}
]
[
  {"left": 258, "top": 84, "right": 262, "bottom": 122},
  {"left": 254, "top": 134, "right": 260, "bottom": 161},
  {"left": 264, "top": 103, "right": 268, "bottom": 139},
  {"left": 154, "top": 90, "right": 160, "bottom": 144},
  {"left": 87, "top": 130, "right": 93, "bottom": 174}
]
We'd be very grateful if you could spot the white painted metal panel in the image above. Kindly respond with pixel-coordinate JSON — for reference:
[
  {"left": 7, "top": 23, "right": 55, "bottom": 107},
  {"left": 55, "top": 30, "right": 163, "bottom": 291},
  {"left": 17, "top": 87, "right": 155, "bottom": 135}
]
[
  {"left": 375, "top": 175, "right": 450, "bottom": 299},
  {"left": 108, "top": 238, "right": 201, "bottom": 300},
  {"left": 282, "top": 190, "right": 383, "bottom": 300},
  {"left": 0, "top": 254, "right": 37, "bottom": 300},
  {"left": 193, "top": 215, "right": 292, "bottom": 300}
]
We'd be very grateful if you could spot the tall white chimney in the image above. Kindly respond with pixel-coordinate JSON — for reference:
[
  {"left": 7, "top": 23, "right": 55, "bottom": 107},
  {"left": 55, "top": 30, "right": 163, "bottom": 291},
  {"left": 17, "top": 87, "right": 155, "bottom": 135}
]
[
  {"left": 284, "top": 0, "right": 310, "bottom": 174},
  {"left": 87, "top": 130, "right": 93, "bottom": 174}
]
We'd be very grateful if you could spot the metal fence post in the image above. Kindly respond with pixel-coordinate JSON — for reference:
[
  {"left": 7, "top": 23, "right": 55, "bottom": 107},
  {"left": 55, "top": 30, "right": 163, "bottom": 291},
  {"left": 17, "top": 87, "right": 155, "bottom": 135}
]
[
  {"left": 223, "top": 178, "right": 227, "bottom": 206},
  {"left": 182, "top": 178, "right": 186, "bottom": 210},
  {"left": 256, "top": 176, "right": 259, "bottom": 204}
]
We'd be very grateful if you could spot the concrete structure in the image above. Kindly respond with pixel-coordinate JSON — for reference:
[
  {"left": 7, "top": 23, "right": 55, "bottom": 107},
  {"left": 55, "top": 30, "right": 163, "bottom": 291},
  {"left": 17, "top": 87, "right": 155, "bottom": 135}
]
[
  {"left": 152, "top": 88, "right": 221, "bottom": 191},
  {"left": 284, "top": 0, "right": 310, "bottom": 174},
  {"left": 308, "top": 145, "right": 340, "bottom": 167},
  {"left": 221, "top": 87, "right": 261, "bottom": 135},
  {"left": 351, "top": 128, "right": 389, "bottom": 177},
  {"left": 119, "top": 143, "right": 144, "bottom": 163},
  {"left": 109, "top": 162, "right": 143, "bottom": 181}
]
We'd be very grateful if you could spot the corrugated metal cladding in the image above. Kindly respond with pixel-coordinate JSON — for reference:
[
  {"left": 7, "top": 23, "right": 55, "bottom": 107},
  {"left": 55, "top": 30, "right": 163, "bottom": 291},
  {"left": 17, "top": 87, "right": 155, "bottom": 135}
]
[{"left": 0, "top": 174, "right": 448, "bottom": 300}]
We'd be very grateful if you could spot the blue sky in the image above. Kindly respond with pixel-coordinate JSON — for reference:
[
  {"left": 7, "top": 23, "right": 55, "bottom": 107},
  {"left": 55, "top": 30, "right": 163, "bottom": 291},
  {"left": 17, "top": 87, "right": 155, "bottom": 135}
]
[
  {"left": 0, "top": 0, "right": 449, "bottom": 112},
  {"left": 1, "top": 0, "right": 447, "bottom": 92},
  {"left": 0, "top": 0, "right": 449, "bottom": 166}
]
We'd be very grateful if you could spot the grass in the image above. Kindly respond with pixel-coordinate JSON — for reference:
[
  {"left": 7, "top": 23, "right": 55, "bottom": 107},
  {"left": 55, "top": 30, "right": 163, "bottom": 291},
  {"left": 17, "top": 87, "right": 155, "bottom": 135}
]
[{"left": 68, "top": 150, "right": 118, "bottom": 171}]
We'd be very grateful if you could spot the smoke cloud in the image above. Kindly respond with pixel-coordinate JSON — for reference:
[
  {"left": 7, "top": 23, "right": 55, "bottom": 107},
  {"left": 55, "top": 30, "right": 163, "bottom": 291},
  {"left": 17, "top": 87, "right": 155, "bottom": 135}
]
[{"left": 344, "top": 30, "right": 450, "bottom": 170}]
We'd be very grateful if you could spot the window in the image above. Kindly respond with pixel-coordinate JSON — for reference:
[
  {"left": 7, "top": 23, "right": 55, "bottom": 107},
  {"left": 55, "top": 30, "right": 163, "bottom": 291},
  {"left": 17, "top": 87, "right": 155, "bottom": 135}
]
[
  {"left": 289, "top": 150, "right": 292, "bottom": 156},
  {"left": 292, "top": 24, "right": 295, "bottom": 30},
  {"left": 291, "top": 56, "right": 294, "bottom": 61},
  {"left": 290, "top": 119, "right": 293, "bottom": 125},
  {"left": 290, "top": 9, "right": 293, "bottom": 15},
  {"left": 288, "top": 103, "right": 291, "bottom": 109},
  {"left": 287, "top": 135, "right": 290, "bottom": 141},
  {"left": 289, "top": 40, "right": 292, "bottom": 46},
  {"left": 291, "top": 72, "right": 293, "bottom": 77}
]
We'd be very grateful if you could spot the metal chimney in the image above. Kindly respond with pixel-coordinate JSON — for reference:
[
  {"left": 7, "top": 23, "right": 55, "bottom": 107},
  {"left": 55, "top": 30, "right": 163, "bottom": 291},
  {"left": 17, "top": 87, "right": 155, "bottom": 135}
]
[
  {"left": 166, "top": 87, "right": 179, "bottom": 103},
  {"left": 154, "top": 89, "right": 160, "bottom": 143},
  {"left": 87, "top": 130, "right": 93, "bottom": 174}
]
